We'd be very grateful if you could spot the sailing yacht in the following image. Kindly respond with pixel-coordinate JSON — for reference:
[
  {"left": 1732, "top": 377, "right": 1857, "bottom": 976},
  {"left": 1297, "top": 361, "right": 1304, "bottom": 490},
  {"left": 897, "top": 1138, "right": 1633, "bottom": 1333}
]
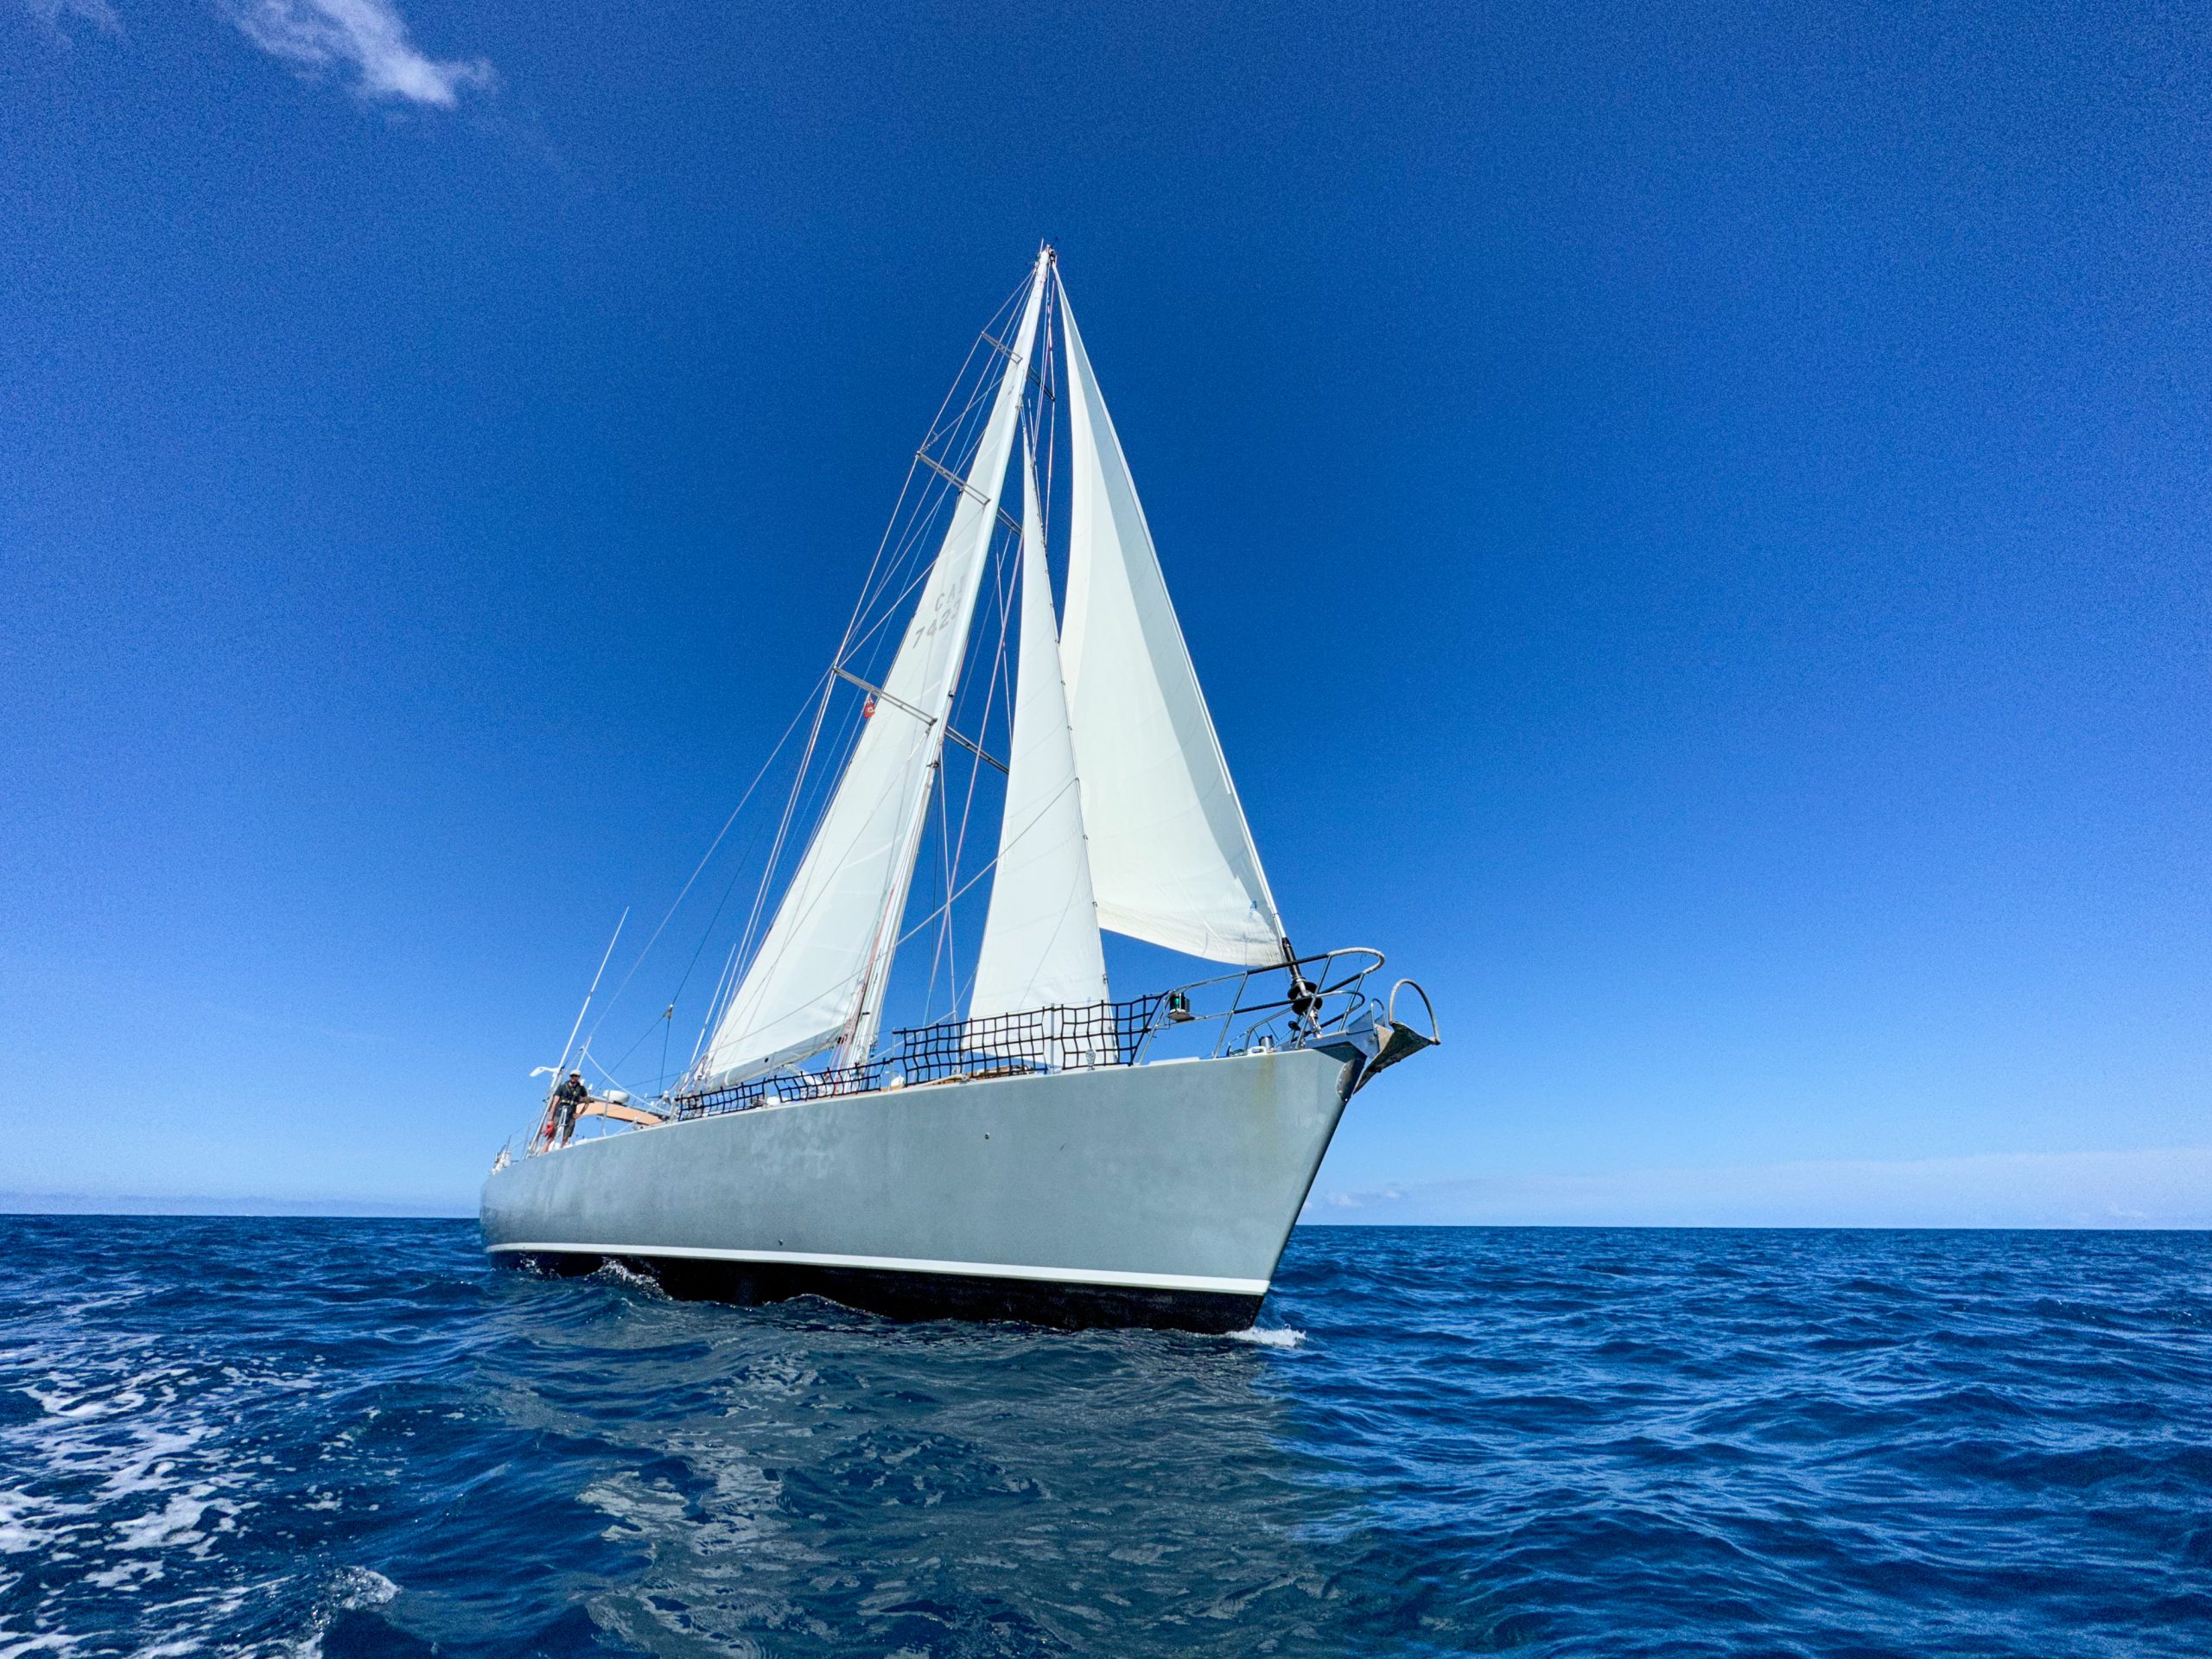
[{"left": 480, "top": 248, "right": 1435, "bottom": 1332}]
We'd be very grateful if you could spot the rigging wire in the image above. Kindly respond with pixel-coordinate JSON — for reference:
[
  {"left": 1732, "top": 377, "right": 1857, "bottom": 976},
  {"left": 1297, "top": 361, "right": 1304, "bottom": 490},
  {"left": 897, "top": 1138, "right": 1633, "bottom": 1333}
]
[
  {"left": 661, "top": 769, "right": 1088, "bottom": 1071},
  {"left": 552, "top": 908, "right": 628, "bottom": 1079},
  {"left": 690, "top": 671, "right": 851, "bottom": 1073},
  {"left": 899, "top": 275, "right": 1074, "bottom": 997},
  {"left": 582, "top": 671, "right": 830, "bottom": 1058},
  {"left": 831, "top": 277, "right": 1027, "bottom": 673},
  {"left": 925, "top": 744, "right": 955, "bottom": 1021},
  {"left": 923, "top": 524, "right": 1014, "bottom": 1020},
  {"left": 921, "top": 274, "right": 1060, "bottom": 1025},
  {"left": 706, "top": 291, "right": 1034, "bottom": 1058},
  {"left": 650, "top": 263, "right": 1047, "bottom": 1086},
  {"left": 596, "top": 687, "right": 851, "bottom": 1092},
  {"left": 702, "top": 281, "right": 1028, "bottom": 1046},
  {"left": 892, "top": 773, "right": 1084, "bottom": 957},
  {"left": 839, "top": 399, "right": 1001, "bottom": 666},
  {"left": 931, "top": 516, "right": 1018, "bottom": 1013}
]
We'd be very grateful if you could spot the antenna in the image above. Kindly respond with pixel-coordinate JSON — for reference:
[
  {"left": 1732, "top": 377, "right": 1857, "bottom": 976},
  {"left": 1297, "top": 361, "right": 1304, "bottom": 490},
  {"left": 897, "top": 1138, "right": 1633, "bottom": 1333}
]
[{"left": 550, "top": 909, "right": 628, "bottom": 1087}]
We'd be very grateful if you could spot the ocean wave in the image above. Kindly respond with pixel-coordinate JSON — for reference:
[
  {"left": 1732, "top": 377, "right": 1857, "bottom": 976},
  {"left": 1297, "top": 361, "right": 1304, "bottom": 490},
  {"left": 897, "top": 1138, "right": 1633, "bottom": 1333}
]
[
  {"left": 1226, "top": 1324, "right": 1305, "bottom": 1348},
  {"left": 1, "top": 1217, "right": 2207, "bottom": 1656}
]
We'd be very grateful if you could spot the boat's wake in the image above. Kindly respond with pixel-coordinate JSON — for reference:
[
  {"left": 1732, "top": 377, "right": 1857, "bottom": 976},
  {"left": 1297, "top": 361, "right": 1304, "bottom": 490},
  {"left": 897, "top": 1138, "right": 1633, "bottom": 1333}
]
[
  {"left": 1226, "top": 1325, "right": 1305, "bottom": 1349},
  {"left": 588, "top": 1258, "right": 671, "bottom": 1300}
]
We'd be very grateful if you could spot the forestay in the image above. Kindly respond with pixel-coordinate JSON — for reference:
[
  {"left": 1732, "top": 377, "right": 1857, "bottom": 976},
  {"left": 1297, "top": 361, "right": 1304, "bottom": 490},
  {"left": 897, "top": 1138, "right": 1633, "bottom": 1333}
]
[
  {"left": 1056, "top": 282, "right": 1288, "bottom": 966},
  {"left": 966, "top": 436, "right": 1111, "bottom": 1058},
  {"left": 699, "top": 256, "right": 1050, "bottom": 1086}
]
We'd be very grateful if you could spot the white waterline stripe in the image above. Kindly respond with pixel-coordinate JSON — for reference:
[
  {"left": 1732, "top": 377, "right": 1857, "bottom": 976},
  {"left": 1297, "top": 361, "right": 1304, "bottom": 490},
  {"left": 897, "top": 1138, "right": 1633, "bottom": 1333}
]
[{"left": 486, "top": 1241, "right": 1268, "bottom": 1297}]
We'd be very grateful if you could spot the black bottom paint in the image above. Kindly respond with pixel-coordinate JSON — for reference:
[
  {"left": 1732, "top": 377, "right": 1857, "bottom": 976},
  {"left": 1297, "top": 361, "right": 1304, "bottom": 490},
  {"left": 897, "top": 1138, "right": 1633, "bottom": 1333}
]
[{"left": 505, "top": 1250, "right": 1264, "bottom": 1334}]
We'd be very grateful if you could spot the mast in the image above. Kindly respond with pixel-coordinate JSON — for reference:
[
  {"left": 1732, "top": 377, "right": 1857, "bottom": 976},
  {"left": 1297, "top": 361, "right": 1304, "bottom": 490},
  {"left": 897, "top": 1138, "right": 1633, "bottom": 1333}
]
[
  {"left": 836, "top": 245, "right": 1054, "bottom": 1068},
  {"left": 697, "top": 248, "right": 1051, "bottom": 1089}
]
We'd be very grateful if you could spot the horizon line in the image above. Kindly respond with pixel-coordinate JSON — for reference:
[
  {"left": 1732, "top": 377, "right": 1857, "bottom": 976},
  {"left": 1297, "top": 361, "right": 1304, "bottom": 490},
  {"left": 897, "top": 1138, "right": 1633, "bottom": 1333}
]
[{"left": 2, "top": 1198, "right": 2206, "bottom": 1232}]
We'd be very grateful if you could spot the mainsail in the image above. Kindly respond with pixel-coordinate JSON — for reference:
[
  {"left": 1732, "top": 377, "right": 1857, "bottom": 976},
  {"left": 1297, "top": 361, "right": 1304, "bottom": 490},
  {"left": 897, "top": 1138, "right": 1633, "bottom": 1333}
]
[
  {"left": 966, "top": 436, "right": 1110, "bottom": 1030},
  {"left": 699, "top": 254, "right": 1050, "bottom": 1085},
  {"left": 1056, "top": 281, "right": 1288, "bottom": 966}
]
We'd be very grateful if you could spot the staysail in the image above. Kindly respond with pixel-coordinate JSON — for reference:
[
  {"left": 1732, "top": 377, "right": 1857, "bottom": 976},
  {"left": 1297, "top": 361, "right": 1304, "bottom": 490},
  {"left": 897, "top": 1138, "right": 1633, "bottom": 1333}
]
[
  {"left": 1056, "top": 281, "right": 1288, "bottom": 966},
  {"left": 699, "top": 255, "right": 1050, "bottom": 1085},
  {"left": 967, "top": 435, "right": 1111, "bottom": 1033}
]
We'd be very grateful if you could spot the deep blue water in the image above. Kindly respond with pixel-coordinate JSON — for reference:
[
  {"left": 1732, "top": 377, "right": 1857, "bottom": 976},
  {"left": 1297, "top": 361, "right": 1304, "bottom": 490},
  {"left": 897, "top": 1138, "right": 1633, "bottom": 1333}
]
[{"left": 2, "top": 1221, "right": 2208, "bottom": 1657}]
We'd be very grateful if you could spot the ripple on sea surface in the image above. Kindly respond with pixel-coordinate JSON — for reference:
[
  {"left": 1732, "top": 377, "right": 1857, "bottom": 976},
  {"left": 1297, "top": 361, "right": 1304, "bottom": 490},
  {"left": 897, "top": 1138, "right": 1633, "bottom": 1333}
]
[{"left": 1, "top": 1217, "right": 2207, "bottom": 1656}]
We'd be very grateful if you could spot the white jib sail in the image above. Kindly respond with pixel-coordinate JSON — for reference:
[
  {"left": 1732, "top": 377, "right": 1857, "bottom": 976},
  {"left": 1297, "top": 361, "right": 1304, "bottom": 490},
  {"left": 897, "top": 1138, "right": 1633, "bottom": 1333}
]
[
  {"left": 967, "top": 436, "right": 1111, "bottom": 1060},
  {"left": 700, "top": 255, "right": 1050, "bottom": 1086},
  {"left": 1056, "top": 280, "right": 1287, "bottom": 966}
]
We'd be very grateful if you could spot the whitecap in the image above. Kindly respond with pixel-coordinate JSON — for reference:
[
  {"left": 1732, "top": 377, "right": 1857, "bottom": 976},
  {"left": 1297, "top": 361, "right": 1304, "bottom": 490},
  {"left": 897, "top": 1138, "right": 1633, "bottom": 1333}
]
[
  {"left": 0, "top": 1491, "right": 60, "bottom": 1556},
  {"left": 1227, "top": 1325, "right": 1306, "bottom": 1349},
  {"left": 99, "top": 1427, "right": 209, "bottom": 1498},
  {"left": 330, "top": 1567, "right": 397, "bottom": 1608},
  {"left": 287, "top": 1566, "right": 402, "bottom": 1659},
  {"left": 113, "top": 1491, "right": 215, "bottom": 1551},
  {"left": 588, "top": 1259, "right": 670, "bottom": 1299}
]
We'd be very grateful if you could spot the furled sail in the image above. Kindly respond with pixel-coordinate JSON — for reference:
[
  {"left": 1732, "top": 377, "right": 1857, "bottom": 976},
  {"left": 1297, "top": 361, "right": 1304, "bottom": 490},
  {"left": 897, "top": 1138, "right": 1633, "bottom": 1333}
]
[
  {"left": 1056, "top": 282, "right": 1287, "bottom": 966},
  {"left": 967, "top": 435, "right": 1111, "bottom": 1051},
  {"left": 699, "top": 256, "right": 1050, "bottom": 1086}
]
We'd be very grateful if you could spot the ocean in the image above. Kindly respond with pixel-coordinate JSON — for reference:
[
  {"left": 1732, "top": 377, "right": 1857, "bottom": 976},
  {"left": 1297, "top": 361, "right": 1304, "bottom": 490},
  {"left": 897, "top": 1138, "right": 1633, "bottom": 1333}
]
[{"left": 1, "top": 1218, "right": 2205, "bottom": 1657}]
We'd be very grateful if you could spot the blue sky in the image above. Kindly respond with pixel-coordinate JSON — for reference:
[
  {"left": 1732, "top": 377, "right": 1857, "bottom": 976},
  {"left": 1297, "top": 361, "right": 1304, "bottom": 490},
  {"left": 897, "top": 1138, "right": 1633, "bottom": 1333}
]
[{"left": 4, "top": 0, "right": 2206, "bottom": 1223}]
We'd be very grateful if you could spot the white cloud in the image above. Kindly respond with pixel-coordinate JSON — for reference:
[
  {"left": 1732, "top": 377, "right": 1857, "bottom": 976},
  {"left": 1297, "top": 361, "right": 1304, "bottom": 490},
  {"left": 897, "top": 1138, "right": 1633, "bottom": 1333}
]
[
  {"left": 23, "top": 0, "right": 122, "bottom": 35},
  {"left": 224, "top": 0, "right": 493, "bottom": 108}
]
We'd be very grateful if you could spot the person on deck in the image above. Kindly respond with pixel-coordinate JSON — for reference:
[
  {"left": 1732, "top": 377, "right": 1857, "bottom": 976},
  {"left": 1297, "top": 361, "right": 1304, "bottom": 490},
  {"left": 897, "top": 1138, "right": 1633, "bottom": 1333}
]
[{"left": 550, "top": 1071, "right": 589, "bottom": 1147}]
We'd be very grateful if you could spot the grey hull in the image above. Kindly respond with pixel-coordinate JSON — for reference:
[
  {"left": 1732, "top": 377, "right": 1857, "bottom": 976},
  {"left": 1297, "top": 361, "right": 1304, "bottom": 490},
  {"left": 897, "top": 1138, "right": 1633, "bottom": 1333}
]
[{"left": 480, "top": 1046, "right": 1355, "bottom": 1331}]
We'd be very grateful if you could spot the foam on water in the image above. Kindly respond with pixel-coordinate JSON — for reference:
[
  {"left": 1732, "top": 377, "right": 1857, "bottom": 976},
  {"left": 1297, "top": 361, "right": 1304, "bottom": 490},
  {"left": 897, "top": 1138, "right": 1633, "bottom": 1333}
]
[
  {"left": 586, "top": 1258, "right": 670, "bottom": 1299},
  {"left": 2, "top": 1217, "right": 2208, "bottom": 1657}
]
